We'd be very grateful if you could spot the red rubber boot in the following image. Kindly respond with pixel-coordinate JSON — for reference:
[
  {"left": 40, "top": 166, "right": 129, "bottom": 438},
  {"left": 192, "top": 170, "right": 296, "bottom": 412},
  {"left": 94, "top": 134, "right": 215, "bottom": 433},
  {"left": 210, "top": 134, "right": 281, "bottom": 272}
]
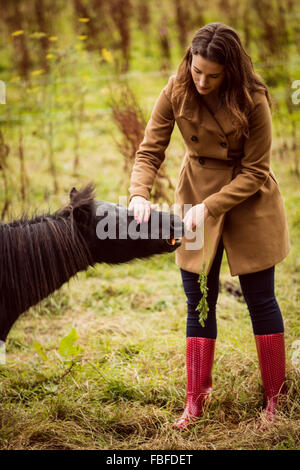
[
  {"left": 255, "top": 333, "right": 287, "bottom": 424},
  {"left": 172, "top": 337, "right": 216, "bottom": 431}
]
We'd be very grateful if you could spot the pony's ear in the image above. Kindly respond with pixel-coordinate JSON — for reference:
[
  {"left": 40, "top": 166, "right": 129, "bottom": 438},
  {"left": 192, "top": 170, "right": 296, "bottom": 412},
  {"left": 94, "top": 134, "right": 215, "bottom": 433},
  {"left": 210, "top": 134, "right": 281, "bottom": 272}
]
[{"left": 70, "top": 187, "right": 78, "bottom": 200}]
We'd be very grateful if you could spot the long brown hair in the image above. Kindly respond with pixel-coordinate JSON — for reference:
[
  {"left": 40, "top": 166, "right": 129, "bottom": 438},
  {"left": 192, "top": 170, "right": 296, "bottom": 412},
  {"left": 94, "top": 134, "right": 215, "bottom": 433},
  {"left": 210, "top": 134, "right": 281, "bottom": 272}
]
[{"left": 176, "top": 22, "right": 273, "bottom": 139}]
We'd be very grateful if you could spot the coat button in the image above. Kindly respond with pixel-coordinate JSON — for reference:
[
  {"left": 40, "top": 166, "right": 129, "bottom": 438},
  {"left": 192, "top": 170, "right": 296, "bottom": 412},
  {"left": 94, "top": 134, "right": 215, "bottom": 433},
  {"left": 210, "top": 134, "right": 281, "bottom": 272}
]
[
  {"left": 191, "top": 135, "right": 198, "bottom": 142},
  {"left": 220, "top": 141, "right": 227, "bottom": 148},
  {"left": 198, "top": 157, "right": 205, "bottom": 165}
]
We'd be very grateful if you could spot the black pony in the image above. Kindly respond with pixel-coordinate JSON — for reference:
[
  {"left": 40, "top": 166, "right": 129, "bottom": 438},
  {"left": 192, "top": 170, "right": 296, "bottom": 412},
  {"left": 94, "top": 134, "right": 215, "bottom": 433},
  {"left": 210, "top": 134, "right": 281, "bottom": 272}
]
[{"left": 0, "top": 184, "right": 184, "bottom": 342}]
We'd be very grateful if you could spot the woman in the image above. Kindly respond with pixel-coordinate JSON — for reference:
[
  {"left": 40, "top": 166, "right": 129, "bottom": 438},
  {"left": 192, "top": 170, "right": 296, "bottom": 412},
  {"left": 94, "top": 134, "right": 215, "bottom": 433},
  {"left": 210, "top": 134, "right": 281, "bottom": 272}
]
[{"left": 128, "top": 22, "right": 290, "bottom": 430}]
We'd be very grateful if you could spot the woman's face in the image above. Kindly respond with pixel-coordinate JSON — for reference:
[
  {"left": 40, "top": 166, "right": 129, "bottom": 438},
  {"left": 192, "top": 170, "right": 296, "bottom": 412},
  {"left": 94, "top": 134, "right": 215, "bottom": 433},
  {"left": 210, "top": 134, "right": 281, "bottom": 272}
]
[{"left": 190, "top": 54, "right": 225, "bottom": 95}]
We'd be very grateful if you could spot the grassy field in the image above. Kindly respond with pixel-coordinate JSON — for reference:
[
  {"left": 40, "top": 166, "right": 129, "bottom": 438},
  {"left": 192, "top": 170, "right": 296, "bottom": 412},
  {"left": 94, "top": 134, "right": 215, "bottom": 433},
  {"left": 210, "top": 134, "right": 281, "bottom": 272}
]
[
  {"left": 0, "top": 4, "right": 300, "bottom": 448},
  {"left": 0, "top": 77, "right": 299, "bottom": 449}
]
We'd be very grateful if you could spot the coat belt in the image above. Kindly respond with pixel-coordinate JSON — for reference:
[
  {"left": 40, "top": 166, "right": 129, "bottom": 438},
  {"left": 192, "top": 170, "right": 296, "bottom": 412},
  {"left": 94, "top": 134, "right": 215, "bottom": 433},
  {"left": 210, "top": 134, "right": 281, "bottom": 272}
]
[{"left": 190, "top": 155, "right": 243, "bottom": 169}]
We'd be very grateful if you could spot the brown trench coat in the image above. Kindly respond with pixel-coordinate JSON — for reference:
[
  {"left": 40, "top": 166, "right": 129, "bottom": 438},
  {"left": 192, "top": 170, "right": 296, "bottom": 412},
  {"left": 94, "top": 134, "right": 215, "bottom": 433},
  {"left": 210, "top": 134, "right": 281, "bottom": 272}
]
[{"left": 128, "top": 74, "right": 291, "bottom": 277}]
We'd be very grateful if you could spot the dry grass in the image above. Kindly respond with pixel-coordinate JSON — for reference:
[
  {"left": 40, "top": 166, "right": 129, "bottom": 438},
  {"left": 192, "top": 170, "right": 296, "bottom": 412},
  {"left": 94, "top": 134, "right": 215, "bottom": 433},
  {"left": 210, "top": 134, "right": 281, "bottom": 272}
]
[
  {"left": 1, "top": 242, "right": 299, "bottom": 450},
  {"left": 0, "top": 69, "right": 299, "bottom": 451}
]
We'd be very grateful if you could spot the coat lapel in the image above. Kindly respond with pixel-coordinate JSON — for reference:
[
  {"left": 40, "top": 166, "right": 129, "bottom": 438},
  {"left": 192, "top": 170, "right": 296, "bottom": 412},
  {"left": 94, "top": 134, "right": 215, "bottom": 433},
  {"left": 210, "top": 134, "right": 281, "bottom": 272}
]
[
  {"left": 172, "top": 81, "right": 236, "bottom": 138},
  {"left": 203, "top": 101, "right": 236, "bottom": 137}
]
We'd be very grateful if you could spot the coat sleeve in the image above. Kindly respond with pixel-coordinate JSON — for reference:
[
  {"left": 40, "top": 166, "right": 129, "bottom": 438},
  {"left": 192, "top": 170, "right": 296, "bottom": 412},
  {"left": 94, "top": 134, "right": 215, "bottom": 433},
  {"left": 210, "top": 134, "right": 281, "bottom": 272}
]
[
  {"left": 128, "top": 75, "right": 176, "bottom": 202},
  {"left": 202, "top": 92, "right": 273, "bottom": 218}
]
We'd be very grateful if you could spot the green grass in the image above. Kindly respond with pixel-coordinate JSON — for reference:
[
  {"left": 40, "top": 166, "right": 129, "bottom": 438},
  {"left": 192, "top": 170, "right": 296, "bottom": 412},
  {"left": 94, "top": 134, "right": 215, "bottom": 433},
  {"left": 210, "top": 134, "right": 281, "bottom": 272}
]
[
  {"left": 0, "top": 210, "right": 299, "bottom": 449},
  {"left": 0, "top": 30, "right": 300, "bottom": 451}
]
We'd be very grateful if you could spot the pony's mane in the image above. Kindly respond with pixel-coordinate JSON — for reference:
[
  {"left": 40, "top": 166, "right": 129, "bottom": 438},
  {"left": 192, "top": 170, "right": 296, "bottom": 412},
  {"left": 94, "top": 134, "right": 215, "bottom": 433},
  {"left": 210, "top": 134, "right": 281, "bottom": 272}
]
[{"left": 0, "top": 185, "right": 95, "bottom": 316}]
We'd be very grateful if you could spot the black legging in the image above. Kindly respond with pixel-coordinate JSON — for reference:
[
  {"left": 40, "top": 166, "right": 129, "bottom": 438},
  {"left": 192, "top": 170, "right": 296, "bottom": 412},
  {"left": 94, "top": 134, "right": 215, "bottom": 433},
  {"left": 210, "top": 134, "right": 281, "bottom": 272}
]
[{"left": 180, "top": 236, "right": 284, "bottom": 339}]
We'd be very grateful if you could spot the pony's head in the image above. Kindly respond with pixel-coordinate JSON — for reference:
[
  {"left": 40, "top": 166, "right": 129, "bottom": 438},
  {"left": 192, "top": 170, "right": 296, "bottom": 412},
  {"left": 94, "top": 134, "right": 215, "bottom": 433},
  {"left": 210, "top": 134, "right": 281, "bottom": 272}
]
[{"left": 60, "top": 184, "right": 185, "bottom": 265}]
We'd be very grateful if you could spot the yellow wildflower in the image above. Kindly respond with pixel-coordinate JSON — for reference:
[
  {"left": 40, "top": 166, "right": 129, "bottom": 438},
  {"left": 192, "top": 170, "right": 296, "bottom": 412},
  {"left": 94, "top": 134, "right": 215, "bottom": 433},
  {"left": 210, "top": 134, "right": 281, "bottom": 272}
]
[
  {"left": 11, "top": 30, "right": 24, "bottom": 37},
  {"left": 78, "top": 18, "right": 90, "bottom": 22},
  {"left": 101, "top": 48, "right": 113, "bottom": 63},
  {"left": 29, "top": 32, "right": 47, "bottom": 39},
  {"left": 49, "top": 36, "right": 58, "bottom": 41},
  {"left": 77, "top": 35, "right": 88, "bottom": 40},
  {"left": 31, "top": 69, "right": 45, "bottom": 76}
]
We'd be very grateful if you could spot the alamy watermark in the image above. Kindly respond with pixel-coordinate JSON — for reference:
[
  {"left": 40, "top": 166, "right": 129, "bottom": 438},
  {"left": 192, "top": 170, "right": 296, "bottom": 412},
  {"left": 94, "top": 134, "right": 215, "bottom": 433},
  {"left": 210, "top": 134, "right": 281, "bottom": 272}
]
[
  {"left": 0, "top": 80, "right": 6, "bottom": 104},
  {"left": 0, "top": 340, "right": 6, "bottom": 365},
  {"left": 292, "top": 80, "right": 300, "bottom": 105},
  {"left": 292, "top": 340, "right": 300, "bottom": 367},
  {"left": 95, "top": 196, "right": 205, "bottom": 251}
]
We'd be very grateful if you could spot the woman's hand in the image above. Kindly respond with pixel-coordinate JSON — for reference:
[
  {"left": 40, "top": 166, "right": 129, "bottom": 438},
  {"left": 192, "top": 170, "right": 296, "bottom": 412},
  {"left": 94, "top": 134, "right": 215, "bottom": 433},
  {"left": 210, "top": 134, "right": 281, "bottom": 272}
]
[
  {"left": 128, "top": 196, "right": 158, "bottom": 224},
  {"left": 183, "top": 203, "right": 209, "bottom": 232}
]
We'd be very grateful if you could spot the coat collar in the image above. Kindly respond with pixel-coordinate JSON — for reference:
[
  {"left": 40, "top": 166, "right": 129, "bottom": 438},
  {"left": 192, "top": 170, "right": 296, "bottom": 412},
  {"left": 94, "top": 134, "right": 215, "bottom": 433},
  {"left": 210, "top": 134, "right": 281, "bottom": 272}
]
[{"left": 172, "top": 79, "right": 236, "bottom": 139}]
